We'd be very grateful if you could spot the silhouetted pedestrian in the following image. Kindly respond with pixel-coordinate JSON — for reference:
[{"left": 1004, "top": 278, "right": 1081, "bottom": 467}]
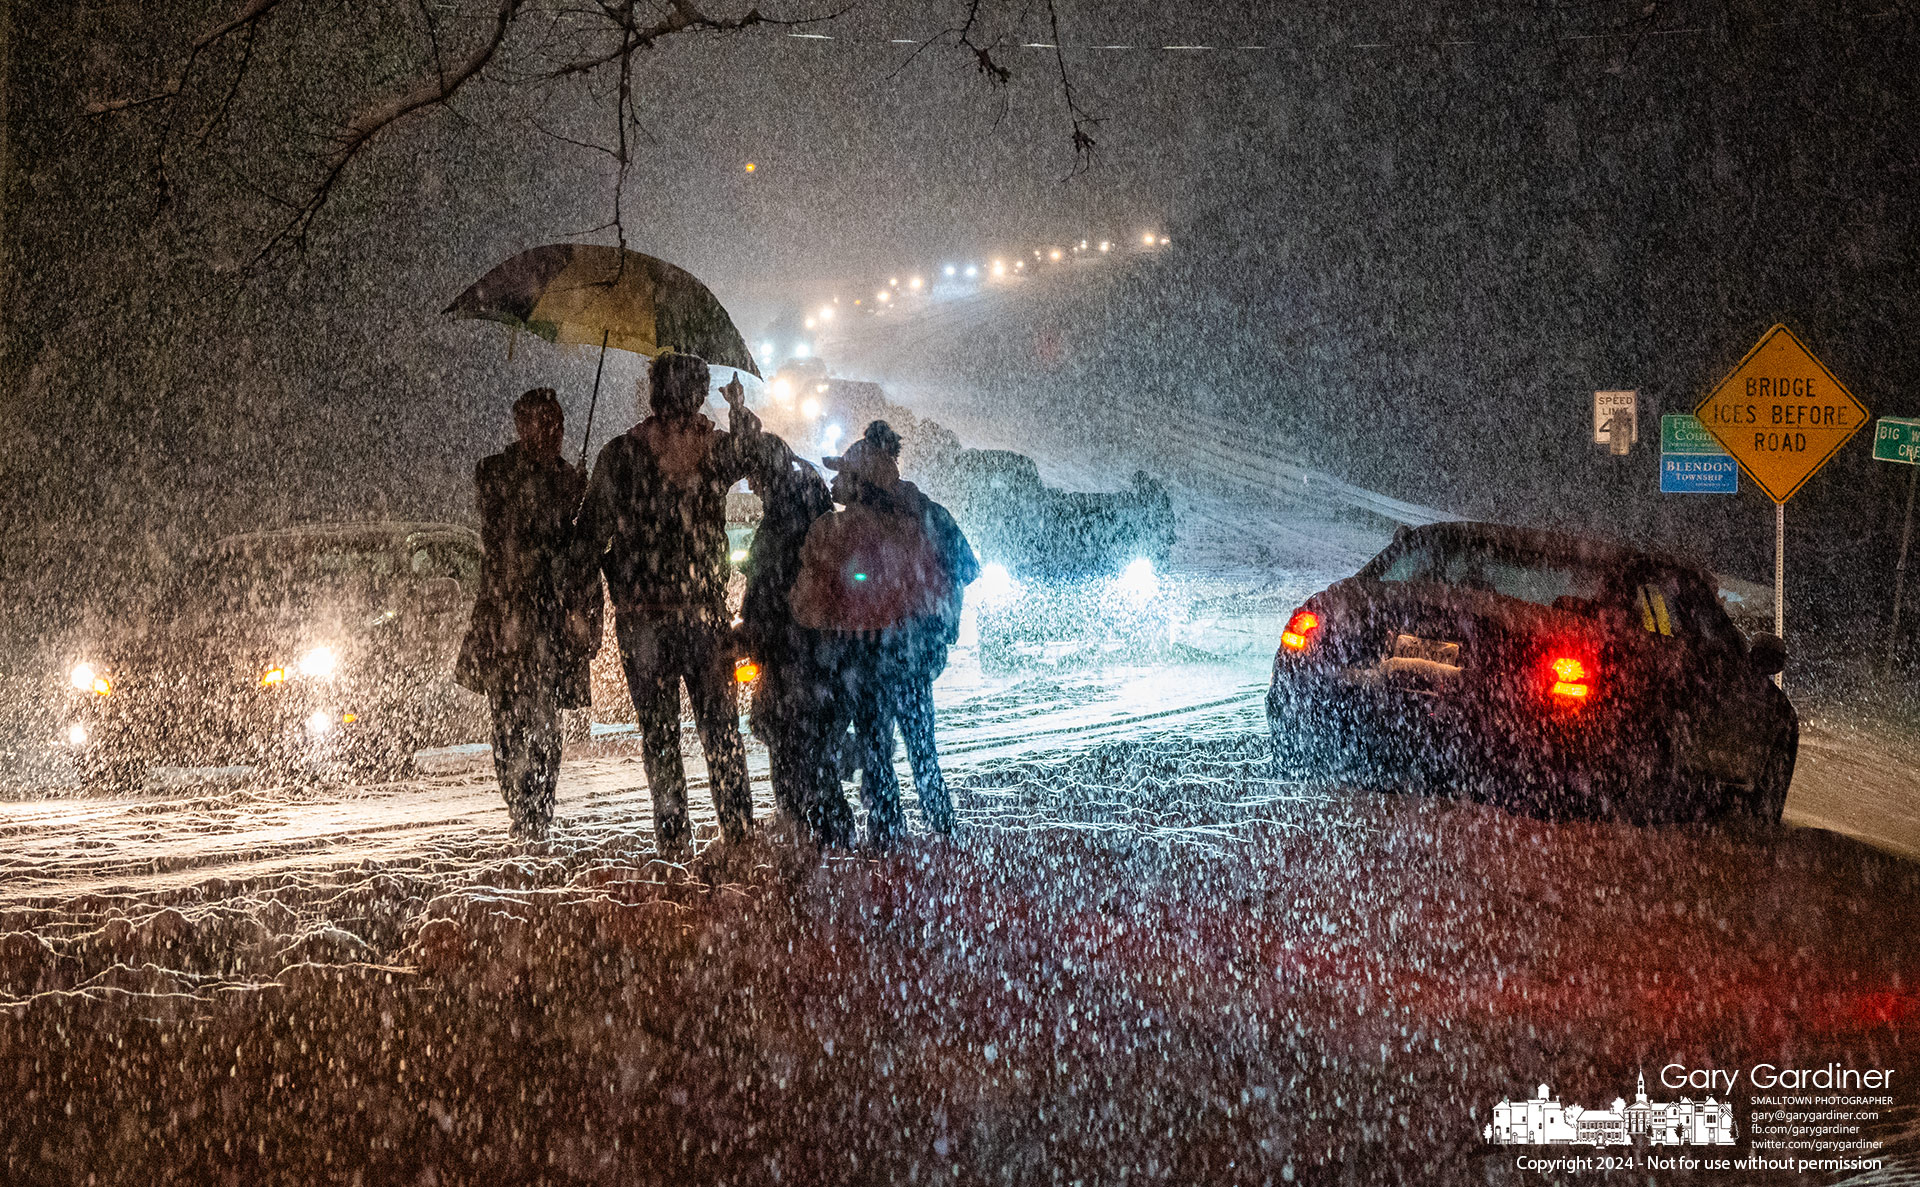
[
  {"left": 789, "top": 432, "right": 954, "bottom": 847},
  {"left": 736, "top": 432, "right": 851, "bottom": 846},
  {"left": 571, "top": 354, "right": 759, "bottom": 858},
  {"left": 859, "top": 421, "right": 978, "bottom": 832},
  {"left": 456, "top": 388, "right": 594, "bottom": 839}
]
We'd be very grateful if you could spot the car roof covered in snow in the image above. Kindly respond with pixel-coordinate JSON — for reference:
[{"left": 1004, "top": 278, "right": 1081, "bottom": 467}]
[
  {"left": 1388, "top": 520, "right": 1709, "bottom": 580},
  {"left": 208, "top": 522, "right": 479, "bottom": 553}
]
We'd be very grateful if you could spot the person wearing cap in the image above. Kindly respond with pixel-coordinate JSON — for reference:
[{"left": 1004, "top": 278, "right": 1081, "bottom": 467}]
[
  {"left": 570, "top": 353, "right": 762, "bottom": 858},
  {"left": 855, "top": 421, "right": 979, "bottom": 834},
  {"left": 456, "top": 387, "right": 596, "bottom": 840},
  {"left": 788, "top": 429, "right": 955, "bottom": 846}
]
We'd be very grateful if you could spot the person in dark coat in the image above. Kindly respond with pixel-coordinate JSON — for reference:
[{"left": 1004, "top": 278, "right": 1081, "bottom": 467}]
[
  {"left": 788, "top": 433, "right": 954, "bottom": 847},
  {"left": 570, "top": 353, "right": 759, "bottom": 858},
  {"left": 456, "top": 387, "right": 594, "bottom": 840},
  {"left": 736, "top": 433, "right": 851, "bottom": 846},
  {"left": 859, "top": 421, "right": 979, "bottom": 833}
]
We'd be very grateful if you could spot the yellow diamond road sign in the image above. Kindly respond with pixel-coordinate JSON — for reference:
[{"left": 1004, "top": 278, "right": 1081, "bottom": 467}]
[{"left": 1694, "top": 324, "right": 1868, "bottom": 504}]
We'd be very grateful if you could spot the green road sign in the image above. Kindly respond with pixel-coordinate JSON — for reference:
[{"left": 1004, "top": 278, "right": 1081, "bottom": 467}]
[
  {"left": 1661, "top": 414, "right": 1730, "bottom": 456},
  {"left": 1873, "top": 417, "right": 1920, "bottom": 465}
]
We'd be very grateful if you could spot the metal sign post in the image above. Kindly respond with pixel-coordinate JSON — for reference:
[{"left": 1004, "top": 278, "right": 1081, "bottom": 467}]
[
  {"left": 1774, "top": 504, "right": 1785, "bottom": 687},
  {"left": 1696, "top": 326, "right": 1870, "bottom": 691},
  {"left": 1873, "top": 417, "right": 1920, "bottom": 674}
]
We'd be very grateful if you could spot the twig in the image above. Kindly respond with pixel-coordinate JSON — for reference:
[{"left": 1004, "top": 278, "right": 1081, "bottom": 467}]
[
  {"left": 1043, "top": 0, "right": 1099, "bottom": 176},
  {"left": 86, "top": 0, "right": 290, "bottom": 115},
  {"left": 247, "top": 0, "right": 530, "bottom": 270}
]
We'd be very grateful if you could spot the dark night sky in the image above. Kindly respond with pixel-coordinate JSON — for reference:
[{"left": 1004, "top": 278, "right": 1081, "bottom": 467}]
[{"left": 5, "top": 0, "right": 1918, "bottom": 647}]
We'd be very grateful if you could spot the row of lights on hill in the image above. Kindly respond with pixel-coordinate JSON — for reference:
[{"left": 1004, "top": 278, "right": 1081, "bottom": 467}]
[{"left": 799, "top": 232, "right": 1171, "bottom": 330}]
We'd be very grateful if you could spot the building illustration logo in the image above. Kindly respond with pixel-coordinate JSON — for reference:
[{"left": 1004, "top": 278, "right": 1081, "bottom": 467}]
[{"left": 1485, "top": 1072, "right": 1736, "bottom": 1147}]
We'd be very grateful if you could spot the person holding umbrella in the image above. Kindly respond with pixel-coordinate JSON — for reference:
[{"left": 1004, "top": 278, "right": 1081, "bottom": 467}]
[
  {"left": 456, "top": 388, "right": 596, "bottom": 840},
  {"left": 445, "top": 245, "right": 769, "bottom": 854},
  {"left": 570, "top": 353, "right": 763, "bottom": 858}
]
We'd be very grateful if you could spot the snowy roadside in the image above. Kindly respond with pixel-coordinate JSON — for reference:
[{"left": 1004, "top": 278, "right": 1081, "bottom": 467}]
[{"left": 4, "top": 714, "right": 1918, "bottom": 1184}]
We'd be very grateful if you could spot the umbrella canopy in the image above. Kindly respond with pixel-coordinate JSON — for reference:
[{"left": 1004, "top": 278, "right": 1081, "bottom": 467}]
[{"left": 445, "top": 244, "right": 760, "bottom": 377}]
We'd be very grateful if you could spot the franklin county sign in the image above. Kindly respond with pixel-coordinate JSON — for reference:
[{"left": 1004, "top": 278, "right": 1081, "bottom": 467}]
[{"left": 1660, "top": 414, "right": 1737, "bottom": 494}]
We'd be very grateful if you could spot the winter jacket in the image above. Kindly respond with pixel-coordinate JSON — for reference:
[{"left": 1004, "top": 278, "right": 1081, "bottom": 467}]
[
  {"left": 456, "top": 441, "right": 593, "bottom": 705},
  {"left": 789, "top": 497, "right": 952, "bottom": 635},
  {"left": 572, "top": 408, "right": 758, "bottom": 620},
  {"left": 896, "top": 480, "right": 979, "bottom": 645},
  {"left": 739, "top": 433, "right": 835, "bottom": 661}
]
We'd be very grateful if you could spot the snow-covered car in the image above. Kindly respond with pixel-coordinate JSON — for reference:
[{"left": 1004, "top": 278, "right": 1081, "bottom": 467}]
[
  {"left": 929, "top": 450, "right": 1174, "bottom": 582},
  {"left": 926, "top": 450, "right": 1177, "bottom": 670},
  {"left": 60, "top": 522, "right": 486, "bottom": 789},
  {"left": 1267, "top": 521, "right": 1797, "bottom": 821}
]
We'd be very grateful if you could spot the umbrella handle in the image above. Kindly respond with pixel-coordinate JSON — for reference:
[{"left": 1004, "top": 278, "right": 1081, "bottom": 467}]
[{"left": 579, "top": 328, "right": 610, "bottom": 468}]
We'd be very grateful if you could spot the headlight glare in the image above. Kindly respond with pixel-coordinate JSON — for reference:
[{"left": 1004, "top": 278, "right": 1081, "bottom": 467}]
[{"left": 296, "top": 645, "right": 340, "bottom": 679}]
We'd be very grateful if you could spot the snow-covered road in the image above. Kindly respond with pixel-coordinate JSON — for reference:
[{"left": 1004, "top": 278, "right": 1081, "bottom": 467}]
[{"left": 7, "top": 315, "right": 1920, "bottom": 1183}]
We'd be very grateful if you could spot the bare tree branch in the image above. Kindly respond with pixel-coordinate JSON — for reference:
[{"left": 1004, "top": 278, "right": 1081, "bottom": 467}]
[
  {"left": 90, "top": 0, "right": 1102, "bottom": 274},
  {"left": 86, "top": 0, "right": 291, "bottom": 115},
  {"left": 539, "top": 1, "right": 767, "bottom": 80},
  {"left": 192, "top": 23, "right": 257, "bottom": 148},
  {"left": 247, "top": 0, "right": 530, "bottom": 269},
  {"left": 1043, "top": 0, "right": 1099, "bottom": 176}
]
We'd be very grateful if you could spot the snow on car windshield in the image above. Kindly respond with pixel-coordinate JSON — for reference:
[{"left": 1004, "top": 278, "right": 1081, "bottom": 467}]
[{"left": 1373, "top": 537, "right": 1611, "bottom": 609}]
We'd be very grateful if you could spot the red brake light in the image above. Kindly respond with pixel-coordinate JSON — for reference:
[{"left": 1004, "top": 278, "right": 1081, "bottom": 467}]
[
  {"left": 1281, "top": 609, "right": 1321, "bottom": 652},
  {"left": 1546, "top": 655, "right": 1592, "bottom": 701}
]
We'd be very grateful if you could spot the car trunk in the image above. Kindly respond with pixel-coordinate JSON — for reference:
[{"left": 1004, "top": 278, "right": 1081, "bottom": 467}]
[{"left": 1312, "top": 578, "right": 1617, "bottom": 714}]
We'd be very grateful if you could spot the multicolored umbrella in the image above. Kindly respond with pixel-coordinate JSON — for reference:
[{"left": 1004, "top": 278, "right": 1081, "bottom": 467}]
[
  {"left": 446, "top": 244, "right": 759, "bottom": 374},
  {"left": 446, "top": 244, "right": 760, "bottom": 458}
]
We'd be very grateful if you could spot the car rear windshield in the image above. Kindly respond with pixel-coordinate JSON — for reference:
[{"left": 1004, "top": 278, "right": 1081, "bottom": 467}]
[{"left": 1373, "top": 537, "right": 1612, "bottom": 609}]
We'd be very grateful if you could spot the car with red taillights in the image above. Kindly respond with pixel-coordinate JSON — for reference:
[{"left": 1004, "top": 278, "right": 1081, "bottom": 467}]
[{"left": 1267, "top": 521, "right": 1796, "bottom": 821}]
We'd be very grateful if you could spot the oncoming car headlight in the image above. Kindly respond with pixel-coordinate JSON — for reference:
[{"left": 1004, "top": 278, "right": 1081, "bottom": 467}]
[
  {"left": 262, "top": 644, "right": 341, "bottom": 688},
  {"left": 69, "top": 662, "right": 113, "bottom": 697},
  {"left": 975, "top": 562, "right": 1020, "bottom": 606},
  {"left": 1115, "top": 557, "right": 1160, "bottom": 600},
  {"left": 296, "top": 645, "right": 340, "bottom": 679}
]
